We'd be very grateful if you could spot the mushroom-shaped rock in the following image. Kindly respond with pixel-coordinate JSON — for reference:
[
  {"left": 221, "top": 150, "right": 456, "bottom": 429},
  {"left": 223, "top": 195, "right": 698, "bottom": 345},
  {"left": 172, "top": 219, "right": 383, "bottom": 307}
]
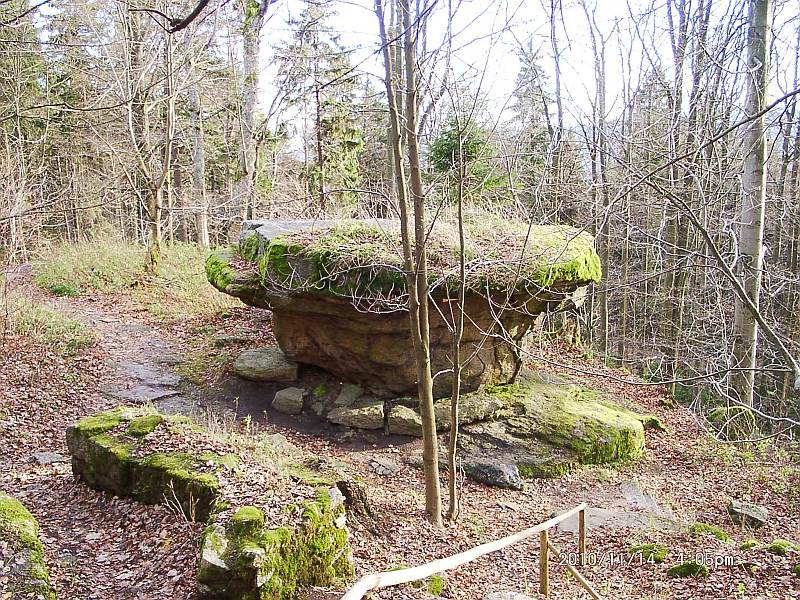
[{"left": 207, "top": 218, "right": 601, "bottom": 398}]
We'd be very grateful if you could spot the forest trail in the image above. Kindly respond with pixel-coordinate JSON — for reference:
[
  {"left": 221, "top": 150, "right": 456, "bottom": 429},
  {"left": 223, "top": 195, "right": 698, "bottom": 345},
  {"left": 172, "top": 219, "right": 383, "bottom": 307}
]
[
  {"left": 2, "top": 279, "right": 800, "bottom": 599},
  {"left": 2, "top": 281, "right": 202, "bottom": 599}
]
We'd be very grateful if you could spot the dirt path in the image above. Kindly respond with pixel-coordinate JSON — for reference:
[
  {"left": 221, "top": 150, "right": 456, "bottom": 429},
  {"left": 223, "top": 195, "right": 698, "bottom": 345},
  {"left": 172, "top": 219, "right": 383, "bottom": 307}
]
[{"left": 2, "top": 287, "right": 202, "bottom": 599}]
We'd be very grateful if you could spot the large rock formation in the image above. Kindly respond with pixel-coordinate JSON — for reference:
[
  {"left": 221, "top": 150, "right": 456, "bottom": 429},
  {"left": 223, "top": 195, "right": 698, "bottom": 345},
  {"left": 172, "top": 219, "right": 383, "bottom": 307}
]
[{"left": 207, "top": 218, "right": 601, "bottom": 398}]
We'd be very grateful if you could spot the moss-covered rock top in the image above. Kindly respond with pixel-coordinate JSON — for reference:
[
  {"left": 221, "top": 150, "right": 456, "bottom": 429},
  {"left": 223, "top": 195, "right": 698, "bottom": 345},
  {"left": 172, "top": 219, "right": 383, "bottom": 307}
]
[
  {"left": 198, "top": 489, "right": 352, "bottom": 600},
  {"left": 221, "top": 218, "right": 601, "bottom": 300},
  {"left": 484, "top": 371, "right": 650, "bottom": 464},
  {"left": 0, "top": 494, "right": 57, "bottom": 600},
  {"left": 67, "top": 407, "right": 239, "bottom": 522}
]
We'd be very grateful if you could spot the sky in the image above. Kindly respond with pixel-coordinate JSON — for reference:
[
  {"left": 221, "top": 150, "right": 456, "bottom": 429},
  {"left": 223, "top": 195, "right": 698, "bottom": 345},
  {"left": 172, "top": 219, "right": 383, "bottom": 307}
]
[{"left": 254, "top": 0, "right": 800, "bottom": 141}]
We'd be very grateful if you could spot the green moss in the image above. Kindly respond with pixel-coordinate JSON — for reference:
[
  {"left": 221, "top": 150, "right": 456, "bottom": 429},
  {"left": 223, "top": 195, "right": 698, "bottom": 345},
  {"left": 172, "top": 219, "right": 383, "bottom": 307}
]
[
  {"left": 72, "top": 407, "right": 131, "bottom": 437},
  {"left": 485, "top": 382, "right": 523, "bottom": 401},
  {"left": 766, "top": 539, "right": 798, "bottom": 556},
  {"left": 667, "top": 560, "right": 709, "bottom": 578},
  {"left": 47, "top": 282, "right": 79, "bottom": 297},
  {"left": 517, "top": 460, "right": 576, "bottom": 478},
  {"left": 199, "top": 488, "right": 353, "bottom": 600},
  {"left": 427, "top": 574, "right": 446, "bottom": 596},
  {"left": 206, "top": 249, "right": 238, "bottom": 291},
  {"left": 740, "top": 539, "right": 759, "bottom": 551},
  {"left": 224, "top": 219, "right": 601, "bottom": 301},
  {"left": 637, "top": 415, "right": 667, "bottom": 432},
  {"left": 92, "top": 433, "right": 135, "bottom": 461},
  {"left": 239, "top": 232, "right": 262, "bottom": 262},
  {"left": 689, "top": 522, "right": 730, "bottom": 542},
  {"left": 0, "top": 494, "right": 56, "bottom": 600},
  {"left": 126, "top": 414, "right": 165, "bottom": 438},
  {"left": 629, "top": 543, "right": 668, "bottom": 563},
  {"left": 68, "top": 409, "right": 240, "bottom": 523},
  {"left": 793, "top": 563, "right": 800, "bottom": 577},
  {"left": 312, "top": 383, "right": 330, "bottom": 398},
  {"left": 281, "top": 462, "right": 334, "bottom": 487},
  {"left": 230, "top": 506, "right": 266, "bottom": 536}
]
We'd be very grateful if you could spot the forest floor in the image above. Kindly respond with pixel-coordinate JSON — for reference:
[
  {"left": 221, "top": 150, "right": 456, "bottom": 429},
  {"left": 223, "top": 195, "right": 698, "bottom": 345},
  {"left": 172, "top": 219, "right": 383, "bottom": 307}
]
[{"left": 1, "top": 265, "right": 800, "bottom": 600}]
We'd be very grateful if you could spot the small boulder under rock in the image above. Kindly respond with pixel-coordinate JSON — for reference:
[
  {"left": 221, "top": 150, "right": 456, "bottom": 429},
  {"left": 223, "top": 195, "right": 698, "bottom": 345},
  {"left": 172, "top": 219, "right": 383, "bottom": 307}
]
[
  {"left": 433, "top": 394, "right": 504, "bottom": 431},
  {"left": 271, "top": 386, "right": 305, "bottom": 415},
  {"left": 728, "top": 499, "right": 768, "bottom": 529},
  {"left": 334, "top": 383, "right": 363, "bottom": 407},
  {"left": 387, "top": 404, "right": 423, "bottom": 436},
  {"left": 327, "top": 401, "right": 385, "bottom": 429},
  {"left": 462, "top": 459, "right": 524, "bottom": 491},
  {"left": 233, "top": 347, "right": 298, "bottom": 382}
]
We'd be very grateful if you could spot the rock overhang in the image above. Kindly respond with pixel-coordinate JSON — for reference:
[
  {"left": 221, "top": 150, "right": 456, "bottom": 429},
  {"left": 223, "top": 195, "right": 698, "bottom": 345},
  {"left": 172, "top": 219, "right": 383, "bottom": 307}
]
[{"left": 206, "top": 218, "right": 602, "bottom": 397}]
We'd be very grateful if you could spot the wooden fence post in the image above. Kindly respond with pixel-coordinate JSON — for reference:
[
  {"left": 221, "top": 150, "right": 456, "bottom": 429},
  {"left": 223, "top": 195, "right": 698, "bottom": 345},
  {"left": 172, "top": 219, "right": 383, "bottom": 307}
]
[
  {"left": 579, "top": 508, "right": 586, "bottom": 566},
  {"left": 539, "top": 530, "right": 549, "bottom": 597}
]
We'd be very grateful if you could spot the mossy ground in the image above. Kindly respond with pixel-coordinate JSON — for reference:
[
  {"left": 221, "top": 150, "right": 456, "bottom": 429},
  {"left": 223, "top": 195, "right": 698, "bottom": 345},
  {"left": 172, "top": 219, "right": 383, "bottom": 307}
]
[
  {"left": 667, "top": 560, "right": 709, "bottom": 578},
  {"left": 628, "top": 542, "right": 668, "bottom": 563},
  {"left": 688, "top": 522, "right": 730, "bottom": 542},
  {"left": 0, "top": 494, "right": 57, "bottom": 600}
]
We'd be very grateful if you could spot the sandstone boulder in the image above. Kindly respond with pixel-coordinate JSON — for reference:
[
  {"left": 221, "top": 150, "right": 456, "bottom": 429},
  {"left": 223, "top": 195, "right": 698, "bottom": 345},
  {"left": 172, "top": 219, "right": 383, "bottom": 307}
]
[
  {"left": 207, "top": 218, "right": 601, "bottom": 398},
  {"left": 327, "top": 401, "right": 385, "bottom": 429},
  {"left": 271, "top": 386, "right": 305, "bottom": 415},
  {"left": 232, "top": 347, "right": 298, "bottom": 382}
]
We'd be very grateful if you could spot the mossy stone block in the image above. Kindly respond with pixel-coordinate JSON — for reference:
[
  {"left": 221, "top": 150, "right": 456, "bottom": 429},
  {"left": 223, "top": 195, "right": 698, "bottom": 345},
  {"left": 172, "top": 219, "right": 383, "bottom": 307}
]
[
  {"left": 0, "top": 494, "right": 56, "bottom": 600},
  {"left": 67, "top": 408, "right": 236, "bottom": 522},
  {"left": 197, "top": 488, "right": 353, "bottom": 600}
]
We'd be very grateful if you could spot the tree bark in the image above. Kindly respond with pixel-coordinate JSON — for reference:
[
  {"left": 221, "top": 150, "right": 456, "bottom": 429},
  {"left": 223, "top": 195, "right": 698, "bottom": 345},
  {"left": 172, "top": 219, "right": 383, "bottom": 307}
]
[{"left": 732, "top": 0, "right": 770, "bottom": 406}]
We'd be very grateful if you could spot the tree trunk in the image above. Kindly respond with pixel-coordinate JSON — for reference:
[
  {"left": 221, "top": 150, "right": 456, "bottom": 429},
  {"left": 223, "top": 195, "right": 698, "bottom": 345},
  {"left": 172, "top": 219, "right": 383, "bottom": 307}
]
[
  {"left": 188, "top": 81, "right": 209, "bottom": 247},
  {"left": 732, "top": 0, "right": 770, "bottom": 406},
  {"left": 376, "top": 0, "right": 442, "bottom": 526}
]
